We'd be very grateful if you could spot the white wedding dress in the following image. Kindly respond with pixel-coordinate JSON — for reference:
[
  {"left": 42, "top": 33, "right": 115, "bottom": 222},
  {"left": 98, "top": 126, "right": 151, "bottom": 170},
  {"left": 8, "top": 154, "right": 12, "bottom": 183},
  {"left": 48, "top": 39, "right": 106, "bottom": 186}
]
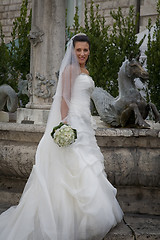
[{"left": 0, "top": 74, "right": 123, "bottom": 240}]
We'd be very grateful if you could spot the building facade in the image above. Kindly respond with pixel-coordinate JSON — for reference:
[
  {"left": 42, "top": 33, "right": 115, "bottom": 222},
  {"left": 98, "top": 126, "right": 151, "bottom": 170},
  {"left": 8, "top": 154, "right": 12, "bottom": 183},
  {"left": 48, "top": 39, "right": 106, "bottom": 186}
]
[
  {"left": 0, "top": 0, "right": 32, "bottom": 43},
  {"left": 0, "top": 0, "right": 158, "bottom": 44}
]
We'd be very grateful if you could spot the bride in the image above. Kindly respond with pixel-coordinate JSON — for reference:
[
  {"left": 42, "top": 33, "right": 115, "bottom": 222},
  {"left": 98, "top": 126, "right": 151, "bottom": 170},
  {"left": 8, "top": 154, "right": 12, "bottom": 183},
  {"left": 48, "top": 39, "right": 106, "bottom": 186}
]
[{"left": 0, "top": 33, "right": 123, "bottom": 240}]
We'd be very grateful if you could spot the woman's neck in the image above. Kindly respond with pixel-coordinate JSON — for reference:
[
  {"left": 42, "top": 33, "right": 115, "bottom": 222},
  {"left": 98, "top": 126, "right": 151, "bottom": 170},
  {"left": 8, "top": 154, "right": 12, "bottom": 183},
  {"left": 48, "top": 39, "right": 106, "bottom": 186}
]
[{"left": 80, "top": 64, "right": 86, "bottom": 69}]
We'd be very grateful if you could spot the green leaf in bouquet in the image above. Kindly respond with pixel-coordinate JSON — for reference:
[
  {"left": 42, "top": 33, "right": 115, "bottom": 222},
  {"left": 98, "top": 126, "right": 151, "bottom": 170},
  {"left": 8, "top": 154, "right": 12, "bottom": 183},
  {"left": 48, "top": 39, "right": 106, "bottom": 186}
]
[{"left": 51, "top": 122, "right": 68, "bottom": 138}]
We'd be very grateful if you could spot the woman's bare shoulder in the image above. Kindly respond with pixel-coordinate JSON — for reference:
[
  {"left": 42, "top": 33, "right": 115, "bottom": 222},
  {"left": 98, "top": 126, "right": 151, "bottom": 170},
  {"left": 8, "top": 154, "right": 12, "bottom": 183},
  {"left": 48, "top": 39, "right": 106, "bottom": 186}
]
[{"left": 63, "top": 65, "right": 89, "bottom": 75}]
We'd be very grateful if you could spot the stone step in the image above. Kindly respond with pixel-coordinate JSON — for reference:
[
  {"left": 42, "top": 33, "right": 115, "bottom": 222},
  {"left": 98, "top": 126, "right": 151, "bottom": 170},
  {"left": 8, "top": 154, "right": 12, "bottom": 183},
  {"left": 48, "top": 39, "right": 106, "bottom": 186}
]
[
  {"left": 0, "top": 184, "right": 160, "bottom": 216},
  {"left": 0, "top": 204, "right": 159, "bottom": 240},
  {"left": 106, "top": 214, "right": 160, "bottom": 240},
  {"left": 1, "top": 185, "right": 160, "bottom": 216},
  {"left": 0, "top": 203, "right": 12, "bottom": 215}
]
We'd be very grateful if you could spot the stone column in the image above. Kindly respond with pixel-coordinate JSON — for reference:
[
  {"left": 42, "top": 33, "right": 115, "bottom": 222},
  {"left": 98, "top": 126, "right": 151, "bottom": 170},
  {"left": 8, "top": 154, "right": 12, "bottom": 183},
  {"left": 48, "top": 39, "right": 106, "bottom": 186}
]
[{"left": 17, "top": 0, "right": 65, "bottom": 124}]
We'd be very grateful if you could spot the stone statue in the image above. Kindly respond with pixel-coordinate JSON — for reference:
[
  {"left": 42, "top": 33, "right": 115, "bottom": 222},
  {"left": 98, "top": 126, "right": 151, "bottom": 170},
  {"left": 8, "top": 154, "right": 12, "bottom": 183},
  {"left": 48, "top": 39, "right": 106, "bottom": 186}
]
[
  {"left": 17, "top": 73, "right": 33, "bottom": 98},
  {"left": 17, "top": 78, "right": 29, "bottom": 97},
  {"left": 0, "top": 84, "right": 18, "bottom": 112},
  {"left": 91, "top": 59, "right": 160, "bottom": 128}
]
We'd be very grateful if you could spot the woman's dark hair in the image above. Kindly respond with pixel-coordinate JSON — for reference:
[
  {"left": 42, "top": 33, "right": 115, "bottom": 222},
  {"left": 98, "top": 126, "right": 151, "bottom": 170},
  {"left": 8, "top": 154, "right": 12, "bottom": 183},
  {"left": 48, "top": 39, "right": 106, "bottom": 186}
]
[{"left": 73, "top": 35, "right": 90, "bottom": 49}]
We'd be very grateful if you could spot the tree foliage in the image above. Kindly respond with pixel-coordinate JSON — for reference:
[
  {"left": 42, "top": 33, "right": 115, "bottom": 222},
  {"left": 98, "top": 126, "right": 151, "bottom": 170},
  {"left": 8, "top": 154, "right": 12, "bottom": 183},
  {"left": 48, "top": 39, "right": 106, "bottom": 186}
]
[
  {"left": 146, "top": 0, "right": 160, "bottom": 110},
  {"left": 67, "top": 1, "right": 144, "bottom": 97},
  {"left": 9, "top": 0, "right": 31, "bottom": 106},
  {"left": 0, "top": 24, "right": 10, "bottom": 86}
]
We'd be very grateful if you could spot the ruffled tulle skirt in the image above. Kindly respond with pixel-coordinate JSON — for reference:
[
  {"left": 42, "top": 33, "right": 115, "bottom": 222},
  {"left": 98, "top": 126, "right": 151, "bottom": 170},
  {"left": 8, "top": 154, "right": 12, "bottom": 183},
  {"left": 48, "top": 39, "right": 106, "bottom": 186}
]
[{"left": 0, "top": 123, "right": 123, "bottom": 240}]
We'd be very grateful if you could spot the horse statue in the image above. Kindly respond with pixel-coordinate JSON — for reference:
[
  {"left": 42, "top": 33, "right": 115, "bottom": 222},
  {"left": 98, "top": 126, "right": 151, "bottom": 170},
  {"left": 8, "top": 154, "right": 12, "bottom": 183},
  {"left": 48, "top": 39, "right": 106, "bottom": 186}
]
[
  {"left": 91, "top": 59, "right": 160, "bottom": 128},
  {"left": 0, "top": 84, "right": 18, "bottom": 112}
]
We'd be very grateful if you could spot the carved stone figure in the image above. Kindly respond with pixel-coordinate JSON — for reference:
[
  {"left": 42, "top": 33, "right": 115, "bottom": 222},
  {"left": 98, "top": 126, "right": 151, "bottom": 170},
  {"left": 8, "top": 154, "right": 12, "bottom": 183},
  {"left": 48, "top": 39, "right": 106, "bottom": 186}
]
[
  {"left": 17, "top": 78, "right": 28, "bottom": 97},
  {"left": 26, "top": 73, "right": 33, "bottom": 96},
  {"left": 28, "top": 25, "right": 44, "bottom": 47},
  {"left": 0, "top": 84, "right": 18, "bottom": 112},
  {"left": 17, "top": 74, "right": 33, "bottom": 97},
  {"left": 92, "top": 59, "right": 160, "bottom": 128}
]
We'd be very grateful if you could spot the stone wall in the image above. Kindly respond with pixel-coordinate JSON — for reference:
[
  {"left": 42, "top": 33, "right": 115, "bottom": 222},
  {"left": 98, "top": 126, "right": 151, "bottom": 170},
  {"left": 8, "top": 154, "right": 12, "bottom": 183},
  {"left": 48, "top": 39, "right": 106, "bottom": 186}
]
[
  {"left": 0, "top": 0, "right": 32, "bottom": 43},
  {"left": 86, "top": 0, "right": 158, "bottom": 32},
  {"left": 140, "top": 0, "right": 158, "bottom": 31}
]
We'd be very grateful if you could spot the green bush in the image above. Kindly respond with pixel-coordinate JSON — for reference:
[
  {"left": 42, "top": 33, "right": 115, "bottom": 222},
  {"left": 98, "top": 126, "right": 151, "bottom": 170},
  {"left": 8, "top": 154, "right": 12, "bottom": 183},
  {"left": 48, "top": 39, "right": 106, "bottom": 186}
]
[
  {"left": 146, "top": 0, "right": 160, "bottom": 110},
  {"left": 0, "top": 24, "right": 10, "bottom": 86},
  {"left": 10, "top": 0, "right": 31, "bottom": 81},
  {"left": 9, "top": 0, "right": 31, "bottom": 105}
]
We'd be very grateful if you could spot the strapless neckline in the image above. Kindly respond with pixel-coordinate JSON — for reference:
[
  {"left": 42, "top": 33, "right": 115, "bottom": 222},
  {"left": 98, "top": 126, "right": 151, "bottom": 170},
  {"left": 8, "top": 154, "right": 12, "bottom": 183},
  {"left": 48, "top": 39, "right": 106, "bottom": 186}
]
[{"left": 80, "top": 73, "right": 92, "bottom": 78}]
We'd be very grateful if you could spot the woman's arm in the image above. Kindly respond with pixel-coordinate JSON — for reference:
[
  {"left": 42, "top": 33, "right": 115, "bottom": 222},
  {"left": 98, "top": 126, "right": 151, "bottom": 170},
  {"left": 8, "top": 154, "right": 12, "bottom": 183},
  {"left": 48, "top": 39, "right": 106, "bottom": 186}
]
[
  {"left": 61, "top": 96, "right": 68, "bottom": 122},
  {"left": 61, "top": 66, "right": 72, "bottom": 123}
]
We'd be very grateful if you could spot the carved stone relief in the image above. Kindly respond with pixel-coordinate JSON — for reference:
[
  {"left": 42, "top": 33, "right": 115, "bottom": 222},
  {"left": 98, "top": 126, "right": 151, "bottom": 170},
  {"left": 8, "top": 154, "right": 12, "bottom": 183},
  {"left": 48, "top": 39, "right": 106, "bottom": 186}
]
[
  {"left": 26, "top": 73, "right": 33, "bottom": 96},
  {"left": 28, "top": 25, "right": 44, "bottom": 47},
  {"left": 34, "top": 72, "right": 56, "bottom": 99}
]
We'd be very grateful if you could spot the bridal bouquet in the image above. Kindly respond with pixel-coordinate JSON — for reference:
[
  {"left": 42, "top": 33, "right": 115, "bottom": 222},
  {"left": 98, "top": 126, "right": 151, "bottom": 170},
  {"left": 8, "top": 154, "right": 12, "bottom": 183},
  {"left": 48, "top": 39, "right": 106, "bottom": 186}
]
[{"left": 51, "top": 122, "right": 77, "bottom": 147}]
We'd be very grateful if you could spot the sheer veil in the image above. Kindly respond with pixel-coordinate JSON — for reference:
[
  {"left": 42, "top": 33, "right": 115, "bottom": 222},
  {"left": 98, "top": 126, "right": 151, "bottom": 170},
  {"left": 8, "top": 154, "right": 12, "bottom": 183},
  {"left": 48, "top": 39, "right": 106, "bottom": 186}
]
[{"left": 40, "top": 33, "right": 86, "bottom": 136}]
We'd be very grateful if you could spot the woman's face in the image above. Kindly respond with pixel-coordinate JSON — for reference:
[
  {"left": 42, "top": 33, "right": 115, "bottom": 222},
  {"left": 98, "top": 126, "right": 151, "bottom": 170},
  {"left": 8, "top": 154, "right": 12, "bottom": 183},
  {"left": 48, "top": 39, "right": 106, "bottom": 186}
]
[{"left": 74, "top": 41, "right": 90, "bottom": 67}]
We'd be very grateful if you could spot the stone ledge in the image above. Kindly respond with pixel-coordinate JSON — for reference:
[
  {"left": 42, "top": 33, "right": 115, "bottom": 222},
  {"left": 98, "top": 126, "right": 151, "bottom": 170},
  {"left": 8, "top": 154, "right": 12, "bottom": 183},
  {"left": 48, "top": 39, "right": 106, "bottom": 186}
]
[
  {"left": 0, "top": 120, "right": 160, "bottom": 137},
  {"left": 0, "top": 122, "right": 45, "bottom": 133},
  {"left": 96, "top": 127, "right": 160, "bottom": 138}
]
